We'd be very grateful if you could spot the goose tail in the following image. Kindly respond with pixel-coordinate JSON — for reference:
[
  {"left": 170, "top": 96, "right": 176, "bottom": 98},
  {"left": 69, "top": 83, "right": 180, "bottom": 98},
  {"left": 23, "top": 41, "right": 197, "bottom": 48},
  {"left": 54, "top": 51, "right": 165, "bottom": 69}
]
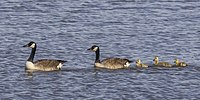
[{"left": 58, "top": 60, "right": 67, "bottom": 64}]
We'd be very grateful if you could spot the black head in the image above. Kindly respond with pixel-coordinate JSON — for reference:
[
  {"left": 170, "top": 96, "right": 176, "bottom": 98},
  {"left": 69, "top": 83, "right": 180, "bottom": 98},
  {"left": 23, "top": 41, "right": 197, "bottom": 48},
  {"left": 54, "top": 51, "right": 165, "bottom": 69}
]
[
  {"left": 87, "top": 45, "right": 99, "bottom": 52},
  {"left": 23, "top": 41, "right": 36, "bottom": 48}
]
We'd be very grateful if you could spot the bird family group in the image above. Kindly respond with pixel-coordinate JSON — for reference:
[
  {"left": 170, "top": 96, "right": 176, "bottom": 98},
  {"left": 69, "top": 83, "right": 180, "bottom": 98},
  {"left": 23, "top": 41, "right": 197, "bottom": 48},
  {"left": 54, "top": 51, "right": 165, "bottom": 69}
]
[{"left": 23, "top": 41, "right": 188, "bottom": 72}]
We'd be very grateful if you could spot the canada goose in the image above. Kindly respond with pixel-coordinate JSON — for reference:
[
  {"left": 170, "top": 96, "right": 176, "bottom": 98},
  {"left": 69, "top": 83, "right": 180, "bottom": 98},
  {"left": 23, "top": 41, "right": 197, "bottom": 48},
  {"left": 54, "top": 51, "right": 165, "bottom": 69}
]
[
  {"left": 135, "top": 59, "right": 148, "bottom": 68},
  {"left": 153, "top": 56, "right": 172, "bottom": 67},
  {"left": 173, "top": 59, "right": 187, "bottom": 67},
  {"left": 23, "top": 41, "right": 66, "bottom": 71},
  {"left": 87, "top": 45, "right": 132, "bottom": 69}
]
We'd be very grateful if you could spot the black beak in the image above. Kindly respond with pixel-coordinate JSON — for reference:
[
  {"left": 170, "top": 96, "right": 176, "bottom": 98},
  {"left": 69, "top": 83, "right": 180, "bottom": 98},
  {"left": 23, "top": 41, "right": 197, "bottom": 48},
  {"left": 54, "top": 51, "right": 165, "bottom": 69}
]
[
  {"left": 153, "top": 59, "right": 155, "bottom": 61},
  {"left": 87, "top": 48, "right": 91, "bottom": 51},
  {"left": 23, "top": 44, "right": 28, "bottom": 47}
]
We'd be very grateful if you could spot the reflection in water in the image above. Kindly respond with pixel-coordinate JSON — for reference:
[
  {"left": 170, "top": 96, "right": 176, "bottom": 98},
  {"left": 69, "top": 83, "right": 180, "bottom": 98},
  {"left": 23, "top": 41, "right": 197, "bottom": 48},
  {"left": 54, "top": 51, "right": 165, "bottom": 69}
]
[{"left": 26, "top": 71, "right": 33, "bottom": 78}]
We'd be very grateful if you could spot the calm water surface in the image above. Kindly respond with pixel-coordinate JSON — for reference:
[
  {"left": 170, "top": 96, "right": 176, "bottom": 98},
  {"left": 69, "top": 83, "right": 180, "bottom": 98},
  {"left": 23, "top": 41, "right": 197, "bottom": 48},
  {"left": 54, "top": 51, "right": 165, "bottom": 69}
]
[{"left": 0, "top": 0, "right": 200, "bottom": 99}]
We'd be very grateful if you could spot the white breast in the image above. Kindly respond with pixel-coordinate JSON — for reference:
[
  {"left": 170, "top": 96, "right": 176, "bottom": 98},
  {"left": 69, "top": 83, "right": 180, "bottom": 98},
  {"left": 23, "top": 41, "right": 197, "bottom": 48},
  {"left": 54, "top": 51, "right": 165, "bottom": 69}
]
[
  {"left": 26, "top": 61, "right": 36, "bottom": 70},
  {"left": 95, "top": 63, "right": 105, "bottom": 68}
]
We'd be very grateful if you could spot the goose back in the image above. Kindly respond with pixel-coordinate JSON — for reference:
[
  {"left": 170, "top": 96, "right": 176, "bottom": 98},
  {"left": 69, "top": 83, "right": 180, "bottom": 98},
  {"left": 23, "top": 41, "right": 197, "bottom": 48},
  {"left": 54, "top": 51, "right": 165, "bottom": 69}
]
[
  {"left": 174, "top": 59, "right": 187, "bottom": 67},
  {"left": 97, "top": 58, "right": 132, "bottom": 69},
  {"left": 136, "top": 63, "right": 148, "bottom": 68},
  {"left": 154, "top": 62, "right": 172, "bottom": 67},
  {"left": 32, "top": 59, "right": 66, "bottom": 71},
  {"left": 174, "top": 62, "right": 187, "bottom": 67}
]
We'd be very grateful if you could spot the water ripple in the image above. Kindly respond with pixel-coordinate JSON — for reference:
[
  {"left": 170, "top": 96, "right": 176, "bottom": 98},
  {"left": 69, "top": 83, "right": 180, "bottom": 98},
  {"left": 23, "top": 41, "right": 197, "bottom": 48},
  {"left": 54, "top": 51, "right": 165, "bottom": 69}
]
[{"left": 0, "top": 0, "right": 199, "bottom": 99}]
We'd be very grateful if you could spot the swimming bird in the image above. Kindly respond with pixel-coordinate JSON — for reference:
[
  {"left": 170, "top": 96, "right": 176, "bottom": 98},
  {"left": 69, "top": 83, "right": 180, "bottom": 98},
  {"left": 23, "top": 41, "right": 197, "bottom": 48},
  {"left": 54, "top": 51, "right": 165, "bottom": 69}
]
[
  {"left": 173, "top": 59, "right": 187, "bottom": 67},
  {"left": 23, "top": 41, "right": 66, "bottom": 71},
  {"left": 153, "top": 56, "right": 172, "bottom": 67},
  {"left": 87, "top": 45, "right": 132, "bottom": 69},
  {"left": 135, "top": 59, "right": 148, "bottom": 68}
]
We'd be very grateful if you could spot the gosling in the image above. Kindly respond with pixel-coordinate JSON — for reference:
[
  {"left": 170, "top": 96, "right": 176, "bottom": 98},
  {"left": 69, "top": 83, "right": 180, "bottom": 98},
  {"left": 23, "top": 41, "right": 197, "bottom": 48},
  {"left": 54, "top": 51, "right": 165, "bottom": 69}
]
[
  {"left": 173, "top": 59, "right": 187, "bottom": 67},
  {"left": 135, "top": 59, "right": 148, "bottom": 68},
  {"left": 153, "top": 56, "right": 172, "bottom": 67}
]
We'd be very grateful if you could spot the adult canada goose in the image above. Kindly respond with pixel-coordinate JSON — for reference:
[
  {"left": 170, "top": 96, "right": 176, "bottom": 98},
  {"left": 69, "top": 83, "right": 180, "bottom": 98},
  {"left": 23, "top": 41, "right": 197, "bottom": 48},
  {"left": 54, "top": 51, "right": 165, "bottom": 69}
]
[
  {"left": 135, "top": 59, "right": 148, "bottom": 68},
  {"left": 87, "top": 45, "right": 132, "bottom": 69},
  {"left": 153, "top": 56, "right": 172, "bottom": 67},
  {"left": 173, "top": 59, "right": 187, "bottom": 67},
  {"left": 23, "top": 41, "right": 66, "bottom": 71}
]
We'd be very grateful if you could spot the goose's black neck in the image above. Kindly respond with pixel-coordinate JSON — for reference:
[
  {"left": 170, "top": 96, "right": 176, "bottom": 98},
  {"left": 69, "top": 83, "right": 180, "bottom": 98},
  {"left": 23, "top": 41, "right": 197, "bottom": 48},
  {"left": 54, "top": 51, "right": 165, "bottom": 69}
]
[
  {"left": 95, "top": 48, "right": 100, "bottom": 63},
  {"left": 27, "top": 45, "right": 36, "bottom": 62}
]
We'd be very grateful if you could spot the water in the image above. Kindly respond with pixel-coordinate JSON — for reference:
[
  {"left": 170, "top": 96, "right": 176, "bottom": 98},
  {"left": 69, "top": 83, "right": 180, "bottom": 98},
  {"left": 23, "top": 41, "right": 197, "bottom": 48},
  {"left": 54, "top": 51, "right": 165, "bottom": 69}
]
[{"left": 0, "top": 0, "right": 200, "bottom": 99}]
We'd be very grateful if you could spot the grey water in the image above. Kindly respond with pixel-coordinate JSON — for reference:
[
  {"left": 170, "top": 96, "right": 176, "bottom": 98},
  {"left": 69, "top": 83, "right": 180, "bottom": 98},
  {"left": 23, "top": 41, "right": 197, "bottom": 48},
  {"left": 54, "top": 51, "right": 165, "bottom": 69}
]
[{"left": 0, "top": 0, "right": 200, "bottom": 99}]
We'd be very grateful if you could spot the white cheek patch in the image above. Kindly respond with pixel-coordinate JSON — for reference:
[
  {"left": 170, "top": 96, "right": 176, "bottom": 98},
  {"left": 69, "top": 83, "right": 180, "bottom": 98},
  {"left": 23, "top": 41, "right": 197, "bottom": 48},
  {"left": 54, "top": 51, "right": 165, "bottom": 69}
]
[
  {"left": 30, "top": 43, "right": 35, "bottom": 48},
  {"left": 93, "top": 47, "right": 98, "bottom": 51}
]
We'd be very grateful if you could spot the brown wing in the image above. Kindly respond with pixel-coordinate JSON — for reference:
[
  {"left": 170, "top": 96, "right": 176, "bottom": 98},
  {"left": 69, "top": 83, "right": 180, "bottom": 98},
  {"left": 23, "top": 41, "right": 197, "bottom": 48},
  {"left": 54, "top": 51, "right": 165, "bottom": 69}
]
[
  {"left": 101, "top": 58, "right": 132, "bottom": 69},
  {"left": 34, "top": 59, "right": 66, "bottom": 71}
]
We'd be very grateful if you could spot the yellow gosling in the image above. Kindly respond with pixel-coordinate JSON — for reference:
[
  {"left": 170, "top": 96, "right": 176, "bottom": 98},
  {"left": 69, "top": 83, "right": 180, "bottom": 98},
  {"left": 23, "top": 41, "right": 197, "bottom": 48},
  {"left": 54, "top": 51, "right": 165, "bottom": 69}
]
[
  {"left": 136, "top": 59, "right": 148, "bottom": 68},
  {"left": 153, "top": 56, "right": 172, "bottom": 67},
  {"left": 174, "top": 59, "right": 187, "bottom": 67}
]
